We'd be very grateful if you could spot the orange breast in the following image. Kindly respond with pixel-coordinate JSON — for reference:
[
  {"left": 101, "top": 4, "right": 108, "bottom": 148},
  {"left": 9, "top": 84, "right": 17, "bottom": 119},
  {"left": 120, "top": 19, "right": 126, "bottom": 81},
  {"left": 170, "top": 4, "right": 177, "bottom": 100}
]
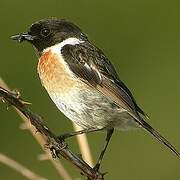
[{"left": 37, "top": 50, "right": 77, "bottom": 93}]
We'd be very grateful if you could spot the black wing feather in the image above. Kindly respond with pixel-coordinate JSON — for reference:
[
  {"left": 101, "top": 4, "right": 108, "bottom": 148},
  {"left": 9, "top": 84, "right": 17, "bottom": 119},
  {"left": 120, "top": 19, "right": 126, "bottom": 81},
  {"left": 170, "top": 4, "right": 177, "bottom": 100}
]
[
  {"left": 62, "top": 42, "right": 145, "bottom": 115},
  {"left": 61, "top": 41, "right": 180, "bottom": 158}
]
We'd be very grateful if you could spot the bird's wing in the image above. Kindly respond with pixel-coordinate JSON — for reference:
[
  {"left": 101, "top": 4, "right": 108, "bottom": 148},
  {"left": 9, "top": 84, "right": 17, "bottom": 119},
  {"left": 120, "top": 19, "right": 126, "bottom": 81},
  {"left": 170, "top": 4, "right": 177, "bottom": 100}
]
[
  {"left": 61, "top": 42, "right": 180, "bottom": 157},
  {"left": 61, "top": 42, "right": 143, "bottom": 117}
]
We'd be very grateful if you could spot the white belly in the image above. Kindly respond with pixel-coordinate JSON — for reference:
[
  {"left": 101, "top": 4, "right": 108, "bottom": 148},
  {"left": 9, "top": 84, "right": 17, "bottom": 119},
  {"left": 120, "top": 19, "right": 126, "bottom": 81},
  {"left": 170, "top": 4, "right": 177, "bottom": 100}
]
[{"left": 48, "top": 85, "right": 139, "bottom": 130}]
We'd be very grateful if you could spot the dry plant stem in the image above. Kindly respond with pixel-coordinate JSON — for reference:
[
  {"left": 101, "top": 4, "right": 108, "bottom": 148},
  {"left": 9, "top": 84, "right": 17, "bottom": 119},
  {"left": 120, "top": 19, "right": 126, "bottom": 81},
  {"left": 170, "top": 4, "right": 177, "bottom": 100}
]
[
  {"left": 0, "top": 78, "right": 72, "bottom": 180},
  {"left": 0, "top": 153, "right": 46, "bottom": 180},
  {"left": 73, "top": 123, "right": 94, "bottom": 166},
  {"left": 1, "top": 78, "right": 93, "bottom": 176},
  {"left": 0, "top": 86, "right": 104, "bottom": 180},
  {"left": 19, "top": 113, "right": 72, "bottom": 180}
]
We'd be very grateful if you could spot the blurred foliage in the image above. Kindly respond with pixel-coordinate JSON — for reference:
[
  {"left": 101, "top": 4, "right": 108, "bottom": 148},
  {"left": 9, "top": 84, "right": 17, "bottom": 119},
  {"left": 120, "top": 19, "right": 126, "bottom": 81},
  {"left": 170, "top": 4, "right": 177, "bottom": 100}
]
[{"left": 0, "top": 0, "right": 180, "bottom": 179}]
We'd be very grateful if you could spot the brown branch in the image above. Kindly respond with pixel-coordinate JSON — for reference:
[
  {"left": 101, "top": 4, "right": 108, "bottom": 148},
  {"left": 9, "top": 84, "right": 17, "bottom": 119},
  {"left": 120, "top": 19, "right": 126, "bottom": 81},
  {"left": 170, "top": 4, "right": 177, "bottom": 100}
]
[
  {"left": 0, "top": 77, "right": 72, "bottom": 180},
  {"left": 0, "top": 86, "right": 104, "bottom": 180}
]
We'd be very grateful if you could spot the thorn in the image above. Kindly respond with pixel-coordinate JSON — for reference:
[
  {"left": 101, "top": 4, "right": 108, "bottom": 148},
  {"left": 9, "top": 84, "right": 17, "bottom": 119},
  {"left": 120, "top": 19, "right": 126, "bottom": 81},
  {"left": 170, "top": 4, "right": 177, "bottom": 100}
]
[
  {"left": 50, "top": 147, "right": 58, "bottom": 159},
  {"left": 43, "top": 125, "right": 49, "bottom": 131},
  {"left": 0, "top": 97, "right": 5, "bottom": 103},
  {"left": 20, "top": 100, "right": 32, "bottom": 106},
  {"left": 12, "top": 89, "right": 31, "bottom": 106},
  {"left": 145, "top": 113, "right": 150, "bottom": 119},
  {"left": 12, "top": 89, "right": 21, "bottom": 98}
]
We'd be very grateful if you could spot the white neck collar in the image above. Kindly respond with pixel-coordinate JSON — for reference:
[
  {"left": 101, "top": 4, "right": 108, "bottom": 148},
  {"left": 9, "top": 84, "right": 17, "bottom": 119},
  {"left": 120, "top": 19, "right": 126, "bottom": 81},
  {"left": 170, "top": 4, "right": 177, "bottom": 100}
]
[{"left": 43, "top": 37, "right": 84, "bottom": 54}]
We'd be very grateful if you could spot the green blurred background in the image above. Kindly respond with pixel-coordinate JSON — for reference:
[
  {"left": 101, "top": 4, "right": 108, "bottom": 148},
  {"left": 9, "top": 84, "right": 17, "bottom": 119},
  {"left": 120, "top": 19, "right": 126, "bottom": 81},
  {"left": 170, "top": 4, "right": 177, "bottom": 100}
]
[{"left": 0, "top": 0, "right": 180, "bottom": 179}]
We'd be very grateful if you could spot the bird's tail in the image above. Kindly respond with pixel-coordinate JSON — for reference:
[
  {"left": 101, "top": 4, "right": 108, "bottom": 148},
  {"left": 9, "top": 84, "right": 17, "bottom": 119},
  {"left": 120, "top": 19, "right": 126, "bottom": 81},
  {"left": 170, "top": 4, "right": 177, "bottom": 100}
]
[{"left": 133, "top": 114, "right": 180, "bottom": 158}]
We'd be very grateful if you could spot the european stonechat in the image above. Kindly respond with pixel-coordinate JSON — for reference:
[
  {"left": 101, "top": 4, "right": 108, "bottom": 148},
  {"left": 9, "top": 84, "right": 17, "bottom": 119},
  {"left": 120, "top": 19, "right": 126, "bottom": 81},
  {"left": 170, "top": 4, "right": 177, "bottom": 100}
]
[{"left": 11, "top": 18, "right": 179, "bottom": 170}]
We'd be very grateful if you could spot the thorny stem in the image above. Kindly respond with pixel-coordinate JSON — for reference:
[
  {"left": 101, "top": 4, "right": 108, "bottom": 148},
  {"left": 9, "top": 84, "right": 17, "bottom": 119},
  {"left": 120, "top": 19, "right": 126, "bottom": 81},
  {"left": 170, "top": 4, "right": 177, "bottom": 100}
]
[{"left": 0, "top": 86, "right": 104, "bottom": 180}]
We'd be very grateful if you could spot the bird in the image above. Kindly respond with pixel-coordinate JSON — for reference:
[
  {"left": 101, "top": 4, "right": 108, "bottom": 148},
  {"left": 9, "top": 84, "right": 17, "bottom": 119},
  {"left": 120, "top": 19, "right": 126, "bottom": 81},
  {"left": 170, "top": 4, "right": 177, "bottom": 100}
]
[{"left": 11, "top": 18, "right": 179, "bottom": 170}]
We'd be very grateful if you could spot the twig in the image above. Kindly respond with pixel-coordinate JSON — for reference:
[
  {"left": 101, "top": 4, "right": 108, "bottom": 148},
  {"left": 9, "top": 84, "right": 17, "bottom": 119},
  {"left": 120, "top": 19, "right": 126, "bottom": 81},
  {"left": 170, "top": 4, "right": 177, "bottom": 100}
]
[
  {"left": 0, "top": 86, "right": 104, "bottom": 180},
  {"left": 73, "top": 123, "right": 94, "bottom": 166},
  {"left": 0, "top": 78, "right": 72, "bottom": 180},
  {"left": 0, "top": 153, "right": 47, "bottom": 180}
]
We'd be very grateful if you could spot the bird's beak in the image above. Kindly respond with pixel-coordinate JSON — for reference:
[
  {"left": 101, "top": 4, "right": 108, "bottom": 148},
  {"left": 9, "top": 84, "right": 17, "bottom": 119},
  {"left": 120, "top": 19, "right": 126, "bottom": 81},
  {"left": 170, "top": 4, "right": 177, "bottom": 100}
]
[{"left": 11, "top": 32, "right": 34, "bottom": 43}]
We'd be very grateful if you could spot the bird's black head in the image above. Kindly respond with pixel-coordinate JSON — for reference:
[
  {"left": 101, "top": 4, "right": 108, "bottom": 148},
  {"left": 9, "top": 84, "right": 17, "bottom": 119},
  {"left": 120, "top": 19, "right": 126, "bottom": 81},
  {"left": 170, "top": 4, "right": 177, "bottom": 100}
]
[{"left": 11, "top": 18, "right": 87, "bottom": 53}]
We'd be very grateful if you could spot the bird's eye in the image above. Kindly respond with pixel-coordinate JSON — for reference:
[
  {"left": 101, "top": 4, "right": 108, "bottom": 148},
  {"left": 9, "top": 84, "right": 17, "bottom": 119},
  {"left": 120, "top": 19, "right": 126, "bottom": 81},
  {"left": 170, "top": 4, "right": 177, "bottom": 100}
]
[{"left": 40, "top": 28, "right": 51, "bottom": 37}]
